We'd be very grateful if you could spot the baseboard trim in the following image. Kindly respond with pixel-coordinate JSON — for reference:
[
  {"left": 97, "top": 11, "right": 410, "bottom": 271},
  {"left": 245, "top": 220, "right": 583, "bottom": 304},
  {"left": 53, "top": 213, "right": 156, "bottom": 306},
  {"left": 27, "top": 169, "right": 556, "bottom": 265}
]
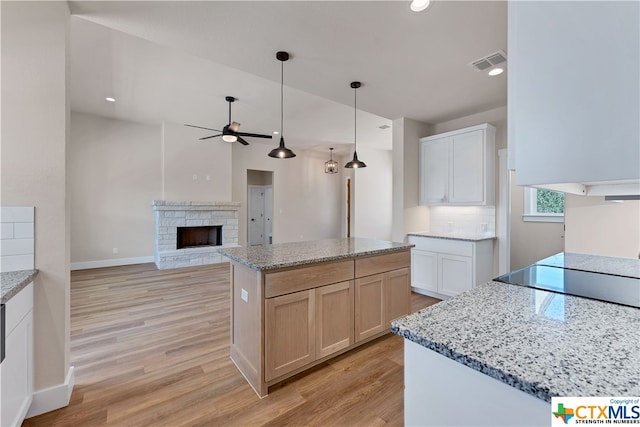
[
  {"left": 26, "top": 366, "right": 75, "bottom": 418},
  {"left": 71, "top": 256, "right": 154, "bottom": 270}
]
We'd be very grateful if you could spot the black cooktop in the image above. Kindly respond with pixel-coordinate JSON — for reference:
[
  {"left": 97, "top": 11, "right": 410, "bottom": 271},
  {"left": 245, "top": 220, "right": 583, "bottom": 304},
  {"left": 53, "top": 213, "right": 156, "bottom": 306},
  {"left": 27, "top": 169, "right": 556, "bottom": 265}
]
[{"left": 494, "top": 265, "right": 640, "bottom": 308}]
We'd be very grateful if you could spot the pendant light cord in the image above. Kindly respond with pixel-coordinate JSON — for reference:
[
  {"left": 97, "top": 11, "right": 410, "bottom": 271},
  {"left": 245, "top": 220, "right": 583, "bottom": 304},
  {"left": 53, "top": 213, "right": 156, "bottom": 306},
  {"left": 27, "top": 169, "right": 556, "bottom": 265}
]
[
  {"left": 280, "top": 60, "right": 284, "bottom": 136},
  {"left": 353, "top": 86, "right": 357, "bottom": 151}
]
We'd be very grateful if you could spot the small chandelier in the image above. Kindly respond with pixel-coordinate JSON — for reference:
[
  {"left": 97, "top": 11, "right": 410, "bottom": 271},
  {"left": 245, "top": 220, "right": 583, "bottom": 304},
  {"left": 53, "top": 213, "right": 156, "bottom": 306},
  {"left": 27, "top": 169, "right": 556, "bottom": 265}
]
[{"left": 325, "top": 147, "right": 338, "bottom": 174}]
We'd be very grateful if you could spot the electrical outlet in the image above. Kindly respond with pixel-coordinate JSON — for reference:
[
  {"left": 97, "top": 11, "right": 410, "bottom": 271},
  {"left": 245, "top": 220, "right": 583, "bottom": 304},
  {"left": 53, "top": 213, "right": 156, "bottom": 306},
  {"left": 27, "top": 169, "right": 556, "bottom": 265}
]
[
  {"left": 241, "top": 289, "right": 248, "bottom": 302},
  {"left": 447, "top": 222, "right": 455, "bottom": 232},
  {"left": 480, "top": 223, "right": 488, "bottom": 233},
  {"left": 112, "top": 247, "right": 118, "bottom": 254},
  {"left": 192, "top": 174, "right": 197, "bottom": 181},
  {"left": 206, "top": 175, "right": 210, "bottom": 181}
]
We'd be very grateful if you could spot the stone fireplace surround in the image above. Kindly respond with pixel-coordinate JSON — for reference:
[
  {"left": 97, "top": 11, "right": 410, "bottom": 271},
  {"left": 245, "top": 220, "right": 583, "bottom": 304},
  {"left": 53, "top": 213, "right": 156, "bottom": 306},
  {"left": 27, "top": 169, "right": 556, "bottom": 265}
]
[{"left": 153, "top": 200, "right": 240, "bottom": 269}]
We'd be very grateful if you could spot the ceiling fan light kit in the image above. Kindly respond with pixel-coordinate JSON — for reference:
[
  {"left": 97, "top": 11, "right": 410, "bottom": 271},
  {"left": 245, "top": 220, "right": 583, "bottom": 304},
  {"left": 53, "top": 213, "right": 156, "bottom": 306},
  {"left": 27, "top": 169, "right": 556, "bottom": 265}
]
[
  {"left": 345, "top": 81, "right": 367, "bottom": 169},
  {"left": 268, "top": 51, "right": 296, "bottom": 159},
  {"left": 184, "top": 95, "right": 272, "bottom": 145}
]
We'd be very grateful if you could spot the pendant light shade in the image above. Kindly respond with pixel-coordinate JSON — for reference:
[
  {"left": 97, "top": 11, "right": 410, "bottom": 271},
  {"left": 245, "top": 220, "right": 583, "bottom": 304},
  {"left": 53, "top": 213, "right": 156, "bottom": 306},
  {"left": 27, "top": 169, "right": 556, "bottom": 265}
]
[
  {"left": 325, "top": 147, "right": 338, "bottom": 174},
  {"left": 268, "top": 51, "right": 296, "bottom": 159},
  {"left": 345, "top": 81, "right": 366, "bottom": 169}
]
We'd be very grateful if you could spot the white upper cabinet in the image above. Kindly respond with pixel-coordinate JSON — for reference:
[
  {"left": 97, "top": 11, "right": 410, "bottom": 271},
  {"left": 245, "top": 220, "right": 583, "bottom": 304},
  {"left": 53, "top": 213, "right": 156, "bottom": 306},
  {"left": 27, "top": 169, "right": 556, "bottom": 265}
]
[
  {"left": 420, "top": 123, "right": 495, "bottom": 206},
  {"left": 508, "top": 1, "right": 640, "bottom": 195},
  {"left": 420, "top": 138, "right": 449, "bottom": 204}
]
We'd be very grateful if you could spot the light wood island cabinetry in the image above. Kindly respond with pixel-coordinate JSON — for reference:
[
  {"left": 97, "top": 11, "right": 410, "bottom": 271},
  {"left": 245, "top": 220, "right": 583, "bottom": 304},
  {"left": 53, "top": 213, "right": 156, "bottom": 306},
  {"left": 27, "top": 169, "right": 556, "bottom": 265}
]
[{"left": 220, "top": 238, "right": 412, "bottom": 397}]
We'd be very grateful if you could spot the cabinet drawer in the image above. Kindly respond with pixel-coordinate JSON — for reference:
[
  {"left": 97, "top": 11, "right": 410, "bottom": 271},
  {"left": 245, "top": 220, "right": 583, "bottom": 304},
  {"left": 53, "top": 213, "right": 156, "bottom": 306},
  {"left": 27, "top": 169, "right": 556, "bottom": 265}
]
[
  {"left": 265, "top": 260, "right": 354, "bottom": 298},
  {"left": 355, "top": 251, "right": 410, "bottom": 278},
  {"left": 5, "top": 282, "right": 34, "bottom": 336},
  {"left": 408, "top": 236, "right": 473, "bottom": 257}
]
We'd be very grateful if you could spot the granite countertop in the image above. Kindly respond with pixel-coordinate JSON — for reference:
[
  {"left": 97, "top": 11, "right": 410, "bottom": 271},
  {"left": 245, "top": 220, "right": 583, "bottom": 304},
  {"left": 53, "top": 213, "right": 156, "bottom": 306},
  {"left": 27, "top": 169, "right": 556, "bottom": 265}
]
[
  {"left": 1, "top": 269, "right": 38, "bottom": 304},
  {"left": 392, "top": 281, "right": 640, "bottom": 403},
  {"left": 218, "top": 238, "right": 413, "bottom": 271},
  {"left": 536, "top": 252, "right": 640, "bottom": 278},
  {"left": 407, "top": 231, "right": 496, "bottom": 242}
]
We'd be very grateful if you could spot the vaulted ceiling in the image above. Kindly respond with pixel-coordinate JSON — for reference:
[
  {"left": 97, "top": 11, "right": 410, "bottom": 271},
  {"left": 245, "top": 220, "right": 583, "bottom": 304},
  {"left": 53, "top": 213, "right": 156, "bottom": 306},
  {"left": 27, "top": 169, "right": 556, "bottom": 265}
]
[{"left": 68, "top": 1, "right": 507, "bottom": 151}]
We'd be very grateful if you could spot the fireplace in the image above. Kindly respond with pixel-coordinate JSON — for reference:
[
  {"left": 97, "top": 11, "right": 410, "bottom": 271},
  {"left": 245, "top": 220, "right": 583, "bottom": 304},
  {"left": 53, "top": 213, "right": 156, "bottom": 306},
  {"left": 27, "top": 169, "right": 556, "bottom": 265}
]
[
  {"left": 153, "top": 200, "right": 240, "bottom": 270},
  {"left": 177, "top": 226, "right": 222, "bottom": 249}
]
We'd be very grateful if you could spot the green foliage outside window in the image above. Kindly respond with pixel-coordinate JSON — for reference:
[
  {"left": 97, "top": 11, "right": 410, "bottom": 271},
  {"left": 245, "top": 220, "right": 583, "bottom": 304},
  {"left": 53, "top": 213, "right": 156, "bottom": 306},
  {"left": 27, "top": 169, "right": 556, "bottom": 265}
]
[{"left": 537, "top": 189, "right": 564, "bottom": 214}]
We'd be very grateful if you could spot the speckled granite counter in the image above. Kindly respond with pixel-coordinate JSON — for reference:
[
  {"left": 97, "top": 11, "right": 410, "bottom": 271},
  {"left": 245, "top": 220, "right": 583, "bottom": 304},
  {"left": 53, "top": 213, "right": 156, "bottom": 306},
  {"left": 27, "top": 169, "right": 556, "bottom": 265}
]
[
  {"left": 218, "top": 237, "right": 413, "bottom": 271},
  {"left": 1, "top": 269, "right": 38, "bottom": 304},
  {"left": 536, "top": 252, "right": 640, "bottom": 278},
  {"left": 392, "top": 281, "right": 640, "bottom": 402},
  {"left": 407, "top": 231, "right": 496, "bottom": 242}
]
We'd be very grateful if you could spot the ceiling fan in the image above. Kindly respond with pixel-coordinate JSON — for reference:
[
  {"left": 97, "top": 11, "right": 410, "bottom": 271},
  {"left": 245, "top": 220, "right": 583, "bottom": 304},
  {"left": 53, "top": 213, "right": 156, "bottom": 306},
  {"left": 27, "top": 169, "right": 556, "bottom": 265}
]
[{"left": 184, "top": 96, "right": 273, "bottom": 145}]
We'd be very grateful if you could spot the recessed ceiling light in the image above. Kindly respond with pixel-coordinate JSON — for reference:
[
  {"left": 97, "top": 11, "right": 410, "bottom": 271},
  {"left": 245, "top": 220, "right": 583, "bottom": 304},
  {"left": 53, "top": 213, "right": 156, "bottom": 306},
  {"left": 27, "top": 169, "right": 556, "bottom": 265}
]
[
  {"left": 488, "top": 68, "right": 504, "bottom": 76},
  {"left": 273, "top": 131, "right": 279, "bottom": 135},
  {"left": 379, "top": 125, "right": 391, "bottom": 130},
  {"left": 105, "top": 97, "right": 116, "bottom": 102},
  {"left": 410, "top": 0, "right": 430, "bottom": 12}
]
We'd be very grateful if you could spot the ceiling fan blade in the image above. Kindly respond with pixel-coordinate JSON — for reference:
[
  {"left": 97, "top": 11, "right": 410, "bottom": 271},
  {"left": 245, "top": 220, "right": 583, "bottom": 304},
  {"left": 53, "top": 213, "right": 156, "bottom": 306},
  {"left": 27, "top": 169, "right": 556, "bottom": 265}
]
[
  {"left": 229, "top": 121, "right": 240, "bottom": 132},
  {"left": 185, "top": 124, "right": 222, "bottom": 132},
  {"left": 236, "top": 136, "right": 250, "bottom": 146},
  {"left": 237, "top": 132, "right": 273, "bottom": 139},
  {"left": 199, "top": 134, "right": 223, "bottom": 140}
]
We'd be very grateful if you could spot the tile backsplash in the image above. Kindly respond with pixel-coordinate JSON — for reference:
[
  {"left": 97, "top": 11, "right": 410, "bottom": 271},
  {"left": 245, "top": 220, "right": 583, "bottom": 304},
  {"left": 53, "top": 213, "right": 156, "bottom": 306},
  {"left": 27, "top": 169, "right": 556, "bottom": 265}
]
[
  {"left": 0, "top": 206, "right": 35, "bottom": 272},
  {"left": 429, "top": 206, "right": 496, "bottom": 235}
]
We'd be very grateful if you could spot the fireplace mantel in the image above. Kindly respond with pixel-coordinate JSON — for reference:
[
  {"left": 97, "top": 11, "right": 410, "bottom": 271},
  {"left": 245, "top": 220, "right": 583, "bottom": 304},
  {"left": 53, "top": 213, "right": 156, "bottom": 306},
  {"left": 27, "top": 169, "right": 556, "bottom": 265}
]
[{"left": 153, "top": 200, "right": 240, "bottom": 269}]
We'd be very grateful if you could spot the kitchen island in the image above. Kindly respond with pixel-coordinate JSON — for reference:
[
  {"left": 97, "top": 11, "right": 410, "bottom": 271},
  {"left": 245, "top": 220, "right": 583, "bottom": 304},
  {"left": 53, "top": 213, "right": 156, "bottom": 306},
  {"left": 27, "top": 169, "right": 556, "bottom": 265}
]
[
  {"left": 392, "top": 254, "right": 640, "bottom": 426},
  {"left": 219, "top": 238, "right": 413, "bottom": 397}
]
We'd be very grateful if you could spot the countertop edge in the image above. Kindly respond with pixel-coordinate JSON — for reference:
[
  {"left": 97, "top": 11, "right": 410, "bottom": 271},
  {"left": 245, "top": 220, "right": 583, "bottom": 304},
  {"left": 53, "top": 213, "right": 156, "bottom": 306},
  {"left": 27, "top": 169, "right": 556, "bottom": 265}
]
[
  {"left": 1, "top": 269, "right": 39, "bottom": 304},
  {"left": 391, "top": 324, "right": 553, "bottom": 403},
  {"left": 220, "top": 245, "right": 414, "bottom": 271},
  {"left": 406, "top": 232, "right": 497, "bottom": 242}
]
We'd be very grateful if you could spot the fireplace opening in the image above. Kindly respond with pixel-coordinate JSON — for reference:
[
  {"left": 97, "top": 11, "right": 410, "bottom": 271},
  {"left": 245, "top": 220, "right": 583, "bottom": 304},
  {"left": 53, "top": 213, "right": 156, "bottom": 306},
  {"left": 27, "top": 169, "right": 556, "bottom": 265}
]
[{"left": 177, "top": 226, "right": 222, "bottom": 249}]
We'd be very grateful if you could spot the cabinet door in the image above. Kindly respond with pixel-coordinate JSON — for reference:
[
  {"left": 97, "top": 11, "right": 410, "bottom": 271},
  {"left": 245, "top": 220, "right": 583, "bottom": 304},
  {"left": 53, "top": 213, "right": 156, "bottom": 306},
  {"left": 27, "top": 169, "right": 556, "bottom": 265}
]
[
  {"left": 354, "top": 274, "right": 385, "bottom": 342},
  {"left": 1, "top": 312, "right": 33, "bottom": 427},
  {"left": 421, "top": 138, "right": 449, "bottom": 204},
  {"left": 411, "top": 249, "right": 438, "bottom": 293},
  {"left": 438, "top": 254, "right": 473, "bottom": 297},
  {"left": 316, "top": 281, "right": 354, "bottom": 359},
  {"left": 384, "top": 268, "right": 410, "bottom": 326},
  {"left": 265, "top": 290, "right": 315, "bottom": 381},
  {"left": 450, "top": 130, "right": 485, "bottom": 204}
]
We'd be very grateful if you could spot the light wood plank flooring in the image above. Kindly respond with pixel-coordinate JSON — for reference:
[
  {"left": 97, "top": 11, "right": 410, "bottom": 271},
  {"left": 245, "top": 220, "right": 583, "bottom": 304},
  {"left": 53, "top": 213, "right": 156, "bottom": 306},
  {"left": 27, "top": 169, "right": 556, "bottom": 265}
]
[{"left": 23, "top": 263, "right": 439, "bottom": 427}]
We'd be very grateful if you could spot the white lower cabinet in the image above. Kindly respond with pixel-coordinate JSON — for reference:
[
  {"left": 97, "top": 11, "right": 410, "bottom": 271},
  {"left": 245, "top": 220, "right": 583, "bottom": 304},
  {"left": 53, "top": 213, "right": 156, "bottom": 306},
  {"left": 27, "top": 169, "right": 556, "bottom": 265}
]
[
  {"left": 408, "top": 236, "right": 493, "bottom": 298},
  {"left": 1, "top": 282, "right": 34, "bottom": 427},
  {"left": 410, "top": 250, "right": 438, "bottom": 293}
]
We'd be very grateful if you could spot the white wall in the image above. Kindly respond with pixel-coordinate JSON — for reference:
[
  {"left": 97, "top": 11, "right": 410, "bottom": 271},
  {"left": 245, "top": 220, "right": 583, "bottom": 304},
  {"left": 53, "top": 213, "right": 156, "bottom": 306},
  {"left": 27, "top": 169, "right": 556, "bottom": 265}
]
[
  {"left": 509, "top": 172, "right": 565, "bottom": 270},
  {"left": 162, "top": 121, "right": 232, "bottom": 201},
  {"left": 70, "top": 112, "right": 161, "bottom": 264},
  {"left": 1, "top": 0, "right": 72, "bottom": 410},
  {"left": 353, "top": 147, "right": 393, "bottom": 241},
  {"left": 232, "top": 142, "right": 343, "bottom": 245},
  {"left": 391, "top": 118, "right": 432, "bottom": 242},
  {"left": 565, "top": 195, "right": 640, "bottom": 259},
  {"left": 69, "top": 116, "right": 236, "bottom": 267}
]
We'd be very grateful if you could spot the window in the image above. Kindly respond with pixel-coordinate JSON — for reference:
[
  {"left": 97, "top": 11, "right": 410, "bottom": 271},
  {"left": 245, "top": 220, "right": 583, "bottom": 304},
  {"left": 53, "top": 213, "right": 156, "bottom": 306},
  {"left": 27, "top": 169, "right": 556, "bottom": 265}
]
[{"left": 523, "top": 187, "right": 564, "bottom": 223}]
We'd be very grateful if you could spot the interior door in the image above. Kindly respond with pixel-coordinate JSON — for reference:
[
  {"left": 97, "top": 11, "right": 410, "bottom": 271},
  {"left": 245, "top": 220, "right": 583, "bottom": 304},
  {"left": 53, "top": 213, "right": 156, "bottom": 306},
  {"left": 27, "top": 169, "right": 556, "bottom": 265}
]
[
  {"left": 248, "top": 186, "right": 265, "bottom": 246},
  {"left": 264, "top": 186, "right": 273, "bottom": 244}
]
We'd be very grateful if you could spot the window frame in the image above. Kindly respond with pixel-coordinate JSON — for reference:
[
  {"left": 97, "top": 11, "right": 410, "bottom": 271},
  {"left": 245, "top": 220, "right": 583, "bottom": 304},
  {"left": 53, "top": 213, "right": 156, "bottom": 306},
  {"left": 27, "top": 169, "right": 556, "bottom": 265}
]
[{"left": 523, "top": 187, "right": 564, "bottom": 223}]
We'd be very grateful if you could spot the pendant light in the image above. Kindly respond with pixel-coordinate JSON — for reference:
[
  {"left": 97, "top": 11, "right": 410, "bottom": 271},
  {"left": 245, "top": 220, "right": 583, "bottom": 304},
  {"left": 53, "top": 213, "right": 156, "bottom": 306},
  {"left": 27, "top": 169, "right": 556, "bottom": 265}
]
[
  {"left": 345, "top": 81, "right": 367, "bottom": 168},
  {"left": 268, "top": 51, "right": 296, "bottom": 159},
  {"left": 325, "top": 147, "right": 338, "bottom": 174}
]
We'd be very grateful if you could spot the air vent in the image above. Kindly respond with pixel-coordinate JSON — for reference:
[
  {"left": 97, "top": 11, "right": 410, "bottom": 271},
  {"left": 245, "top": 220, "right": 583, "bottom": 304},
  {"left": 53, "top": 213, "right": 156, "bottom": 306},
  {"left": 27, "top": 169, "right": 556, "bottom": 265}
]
[{"left": 469, "top": 50, "right": 507, "bottom": 72}]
